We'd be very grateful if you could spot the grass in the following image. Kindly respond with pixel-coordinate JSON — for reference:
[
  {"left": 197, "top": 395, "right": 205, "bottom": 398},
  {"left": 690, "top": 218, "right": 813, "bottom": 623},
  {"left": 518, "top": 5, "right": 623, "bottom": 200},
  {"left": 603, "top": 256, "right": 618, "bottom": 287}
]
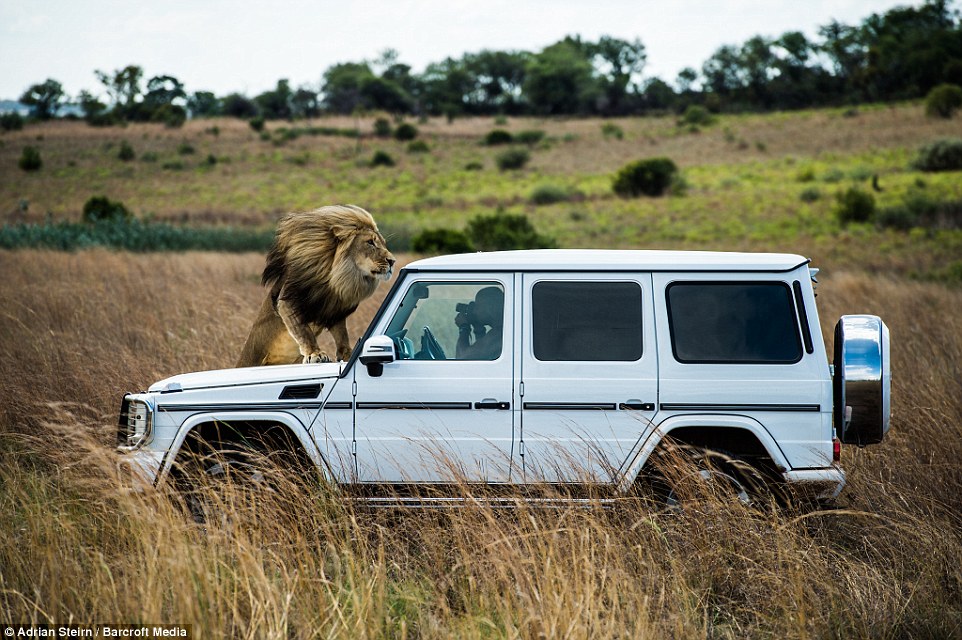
[
  {"left": 1, "top": 250, "right": 961, "bottom": 637},
  {"left": 2, "top": 103, "right": 962, "bottom": 635},
  {"left": 2, "top": 105, "right": 961, "bottom": 277}
]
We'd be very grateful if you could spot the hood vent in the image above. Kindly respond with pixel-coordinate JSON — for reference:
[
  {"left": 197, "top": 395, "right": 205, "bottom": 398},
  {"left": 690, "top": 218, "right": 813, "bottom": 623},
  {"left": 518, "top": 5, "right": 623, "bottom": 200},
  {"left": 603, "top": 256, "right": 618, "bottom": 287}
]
[{"left": 279, "top": 383, "right": 323, "bottom": 400}]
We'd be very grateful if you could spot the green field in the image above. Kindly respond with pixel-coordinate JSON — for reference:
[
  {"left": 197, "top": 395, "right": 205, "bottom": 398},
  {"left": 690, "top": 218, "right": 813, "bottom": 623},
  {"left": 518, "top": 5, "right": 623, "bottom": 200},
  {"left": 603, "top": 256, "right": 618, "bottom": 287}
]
[{"left": 2, "top": 105, "right": 962, "bottom": 638}]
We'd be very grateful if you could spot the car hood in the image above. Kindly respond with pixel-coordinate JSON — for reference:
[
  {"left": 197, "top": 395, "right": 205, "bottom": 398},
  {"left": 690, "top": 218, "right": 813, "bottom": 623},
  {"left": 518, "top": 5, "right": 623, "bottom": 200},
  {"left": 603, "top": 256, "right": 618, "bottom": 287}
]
[{"left": 148, "top": 362, "right": 344, "bottom": 393}]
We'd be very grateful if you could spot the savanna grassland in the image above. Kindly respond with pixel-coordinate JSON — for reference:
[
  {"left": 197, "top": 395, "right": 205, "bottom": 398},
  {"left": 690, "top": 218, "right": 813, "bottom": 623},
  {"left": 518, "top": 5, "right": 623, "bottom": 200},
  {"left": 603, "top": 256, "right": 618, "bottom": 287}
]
[{"left": 2, "top": 104, "right": 962, "bottom": 638}]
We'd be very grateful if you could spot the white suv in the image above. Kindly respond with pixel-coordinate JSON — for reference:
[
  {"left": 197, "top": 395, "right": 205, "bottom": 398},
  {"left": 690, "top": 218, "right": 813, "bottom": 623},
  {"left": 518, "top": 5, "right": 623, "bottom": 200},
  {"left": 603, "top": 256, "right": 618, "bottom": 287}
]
[{"left": 118, "top": 250, "right": 890, "bottom": 502}]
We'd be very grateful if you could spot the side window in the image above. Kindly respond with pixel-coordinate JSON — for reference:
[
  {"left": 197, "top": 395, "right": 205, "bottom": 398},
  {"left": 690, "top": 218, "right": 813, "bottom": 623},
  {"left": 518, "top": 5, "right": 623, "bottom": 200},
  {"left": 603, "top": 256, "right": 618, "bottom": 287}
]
[
  {"left": 532, "top": 281, "right": 643, "bottom": 361},
  {"left": 385, "top": 281, "right": 504, "bottom": 361},
  {"left": 666, "top": 282, "right": 802, "bottom": 364}
]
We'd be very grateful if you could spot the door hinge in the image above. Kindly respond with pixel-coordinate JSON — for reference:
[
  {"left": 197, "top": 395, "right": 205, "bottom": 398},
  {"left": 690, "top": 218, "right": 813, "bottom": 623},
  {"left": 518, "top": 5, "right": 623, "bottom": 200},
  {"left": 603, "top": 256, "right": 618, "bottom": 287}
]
[
  {"left": 351, "top": 440, "right": 357, "bottom": 456},
  {"left": 352, "top": 380, "right": 358, "bottom": 396},
  {"left": 519, "top": 440, "right": 525, "bottom": 457},
  {"left": 519, "top": 381, "right": 525, "bottom": 397}
]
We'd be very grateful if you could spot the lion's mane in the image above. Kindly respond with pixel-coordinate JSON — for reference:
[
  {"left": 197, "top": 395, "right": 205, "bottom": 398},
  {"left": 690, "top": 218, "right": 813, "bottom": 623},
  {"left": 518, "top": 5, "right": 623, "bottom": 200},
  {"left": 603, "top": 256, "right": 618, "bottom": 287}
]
[{"left": 237, "top": 204, "right": 394, "bottom": 367}]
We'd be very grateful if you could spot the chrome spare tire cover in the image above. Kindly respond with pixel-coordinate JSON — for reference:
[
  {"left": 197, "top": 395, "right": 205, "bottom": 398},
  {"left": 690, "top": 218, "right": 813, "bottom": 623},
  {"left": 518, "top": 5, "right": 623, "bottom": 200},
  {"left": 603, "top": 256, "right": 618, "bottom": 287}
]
[{"left": 833, "top": 315, "right": 891, "bottom": 445}]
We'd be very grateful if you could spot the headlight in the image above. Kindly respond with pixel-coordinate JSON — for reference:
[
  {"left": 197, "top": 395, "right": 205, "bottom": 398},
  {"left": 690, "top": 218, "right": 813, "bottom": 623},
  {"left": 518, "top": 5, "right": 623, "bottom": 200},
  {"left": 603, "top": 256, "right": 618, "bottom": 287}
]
[{"left": 117, "top": 396, "right": 153, "bottom": 449}]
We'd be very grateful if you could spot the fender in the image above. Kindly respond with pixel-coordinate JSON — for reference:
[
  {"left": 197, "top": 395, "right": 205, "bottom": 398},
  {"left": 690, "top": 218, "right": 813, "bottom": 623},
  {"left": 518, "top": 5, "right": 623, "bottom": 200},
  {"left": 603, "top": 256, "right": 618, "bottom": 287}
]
[
  {"left": 617, "top": 413, "right": 792, "bottom": 493},
  {"left": 156, "top": 410, "right": 332, "bottom": 485}
]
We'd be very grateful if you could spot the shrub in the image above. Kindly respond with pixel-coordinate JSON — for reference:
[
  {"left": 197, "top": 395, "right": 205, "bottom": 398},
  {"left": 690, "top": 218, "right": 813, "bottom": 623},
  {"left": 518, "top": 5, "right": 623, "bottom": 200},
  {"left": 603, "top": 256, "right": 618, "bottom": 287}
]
[
  {"left": 529, "top": 184, "right": 571, "bottom": 205},
  {"left": 141, "top": 152, "right": 158, "bottom": 163},
  {"left": 467, "top": 212, "right": 555, "bottom": 251},
  {"left": 177, "top": 142, "right": 195, "bottom": 155},
  {"left": 117, "top": 141, "right": 135, "bottom": 162},
  {"left": 249, "top": 116, "right": 265, "bottom": 132},
  {"left": 411, "top": 228, "right": 474, "bottom": 254},
  {"left": 407, "top": 140, "right": 430, "bottom": 153},
  {"left": 912, "top": 138, "right": 962, "bottom": 172},
  {"left": 373, "top": 118, "right": 392, "bottom": 138},
  {"left": 601, "top": 122, "right": 624, "bottom": 140},
  {"left": 515, "top": 130, "right": 546, "bottom": 146},
  {"left": 464, "top": 161, "right": 483, "bottom": 171},
  {"left": 370, "top": 150, "right": 395, "bottom": 167},
  {"left": 875, "top": 206, "right": 918, "bottom": 231},
  {"left": 82, "top": 196, "right": 132, "bottom": 224},
  {"left": 834, "top": 187, "right": 875, "bottom": 225},
  {"left": 796, "top": 167, "right": 816, "bottom": 182},
  {"left": 483, "top": 129, "right": 513, "bottom": 145},
  {"left": 799, "top": 187, "right": 822, "bottom": 203},
  {"left": 495, "top": 148, "right": 530, "bottom": 171},
  {"left": 394, "top": 123, "right": 418, "bottom": 141},
  {"left": 1, "top": 112, "right": 24, "bottom": 132},
  {"left": 151, "top": 104, "right": 186, "bottom": 128},
  {"left": 678, "top": 105, "right": 715, "bottom": 127},
  {"left": 18, "top": 146, "right": 42, "bottom": 172},
  {"left": 612, "top": 157, "right": 678, "bottom": 197},
  {"left": 925, "top": 83, "right": 962, "bottom": 119}
]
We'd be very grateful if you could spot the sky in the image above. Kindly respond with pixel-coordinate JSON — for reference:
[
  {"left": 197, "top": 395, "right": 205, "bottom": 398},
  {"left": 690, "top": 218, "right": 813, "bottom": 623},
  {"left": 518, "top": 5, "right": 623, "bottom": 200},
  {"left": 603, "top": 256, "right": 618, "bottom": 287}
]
[{"left": 0, "top": 0, "right": 927, "bottom": 101}]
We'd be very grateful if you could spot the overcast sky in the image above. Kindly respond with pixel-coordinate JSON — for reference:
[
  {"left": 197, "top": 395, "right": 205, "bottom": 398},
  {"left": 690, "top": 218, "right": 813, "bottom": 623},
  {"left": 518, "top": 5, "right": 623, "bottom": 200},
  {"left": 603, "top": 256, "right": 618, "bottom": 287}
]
[{"left": 0, "top": 0, "right": 927, "bottom": 101}]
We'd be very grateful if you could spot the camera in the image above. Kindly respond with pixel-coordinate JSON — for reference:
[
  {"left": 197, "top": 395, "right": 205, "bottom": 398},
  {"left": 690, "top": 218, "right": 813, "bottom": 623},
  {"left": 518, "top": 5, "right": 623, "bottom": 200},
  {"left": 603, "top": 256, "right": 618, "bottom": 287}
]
[{"left": 455, "top": 301, "right": 475, "bottom": 315}]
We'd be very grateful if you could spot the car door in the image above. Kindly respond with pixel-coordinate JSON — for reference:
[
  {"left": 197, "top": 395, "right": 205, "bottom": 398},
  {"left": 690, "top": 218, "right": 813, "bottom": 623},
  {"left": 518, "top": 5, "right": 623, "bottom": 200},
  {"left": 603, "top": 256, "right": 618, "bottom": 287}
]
[
  {"left": 518, "top": 273, "right": 659, "bottom": 483},
  {"left": 352, "top": 274, "right": 516, "bottom": 483}
]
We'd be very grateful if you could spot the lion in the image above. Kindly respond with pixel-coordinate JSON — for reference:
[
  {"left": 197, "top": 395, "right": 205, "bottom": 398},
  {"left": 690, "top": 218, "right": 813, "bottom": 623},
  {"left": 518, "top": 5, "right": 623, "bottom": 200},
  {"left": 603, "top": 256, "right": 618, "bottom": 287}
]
[{"left": 236, "top": 205, "right": 395, "bottom": 367}]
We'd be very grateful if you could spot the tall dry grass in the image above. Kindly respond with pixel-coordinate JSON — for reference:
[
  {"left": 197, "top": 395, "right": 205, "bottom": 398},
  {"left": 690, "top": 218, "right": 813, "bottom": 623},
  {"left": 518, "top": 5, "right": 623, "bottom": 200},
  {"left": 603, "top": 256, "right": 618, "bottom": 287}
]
[{"left": 1, "top": 249, "right": 961, "bottom": 638}]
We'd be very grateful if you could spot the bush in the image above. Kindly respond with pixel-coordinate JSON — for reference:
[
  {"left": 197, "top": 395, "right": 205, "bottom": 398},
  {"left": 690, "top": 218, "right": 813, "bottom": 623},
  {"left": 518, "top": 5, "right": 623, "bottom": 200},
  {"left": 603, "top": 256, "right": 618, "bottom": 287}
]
[
  {"left": 151, "top": 104, "right": 186, "bottom": 128},
  {"left": 601, "top": 122, "right": 624, "bottom": 140},
  {"left": 373, "top": 118, "right": 392, "bottom": 138},
  {"left": 407, "top": 140, "right": 430, "bottom": 153},
  {"left": 529, "top": 184, "right": 573, "bottom": 205},
  {"left": 411, "top": 228, "right": 474, "bottom": 254},
  {"left": 394, "top": 123, "right": 418, "bottom": 141},
  {"left": 913, "top": 138, "right": 962, "bottom": 172},
  {"left": 515, "top": 130, "right": 546, "bottom": 146},
  {"left": 495, "top": 148, "right": 530, "bottom": 171},
  {"left": 834, "top": 187, "right": 875, "bottom": 225},
  {"left": 117, "top": 141, "right": 135, "bottom": 162},
  {"left": 370, "top": 150, "right": 395, "bottom": 167},
  {"left": 612, "top": 157, "right": 678, "bottom": 197},
  {"left": 925, "top": 83, "right": 962, "bottom": 119},
  {"left": 799, "top": 187, "right": 821, "bottom": 203},
  {"left": 678, "top": 105, "right": 715, "bottom": 127},
  {"left": 82, "top": 196, "right": 132, "bottom": 224},
  {"left": 177, "top": 142, "right": 195, "bottom": 155},
  {"left": 466, "top": 212, "right": 555, "bottom": 251},
  {"left": 483, "top": 129, "right": 513, "bottom": 146},
  {"left": 18, "top": 146, "right": 42, "bottom": 172},
  {"left": 1, "top": 112, "right": 24, "bottom": 132},
  {"left": 249, "top": 116, "right": 265, "bottom": 133}
]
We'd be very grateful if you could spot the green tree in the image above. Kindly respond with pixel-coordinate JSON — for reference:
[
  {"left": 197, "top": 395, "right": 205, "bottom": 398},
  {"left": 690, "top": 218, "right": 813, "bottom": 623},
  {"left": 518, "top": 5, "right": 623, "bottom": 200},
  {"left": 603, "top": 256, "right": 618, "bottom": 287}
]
[
  {"left": 19, "top": 78, "right": 65, "bottom": 119},
  {"left": 322, "top": 62, "right": 375, "bottom": 114},
  {"left": 256, "top": 79, "right": 294, "bottom": 119},
  {"left": 222, "top": 93, "right": 259, "bottom": 119},
  {"left": 95, "top": 65, "right": 144, "bottom": 118},
  {"left": 524, "top": 38, "right": 599, "bottom": 115},
  {"left": 590, "top": 36, "right": 647, "bottom": 114},
  {"left": 187, "top": 91, "right": 221, "bottom": 117}
]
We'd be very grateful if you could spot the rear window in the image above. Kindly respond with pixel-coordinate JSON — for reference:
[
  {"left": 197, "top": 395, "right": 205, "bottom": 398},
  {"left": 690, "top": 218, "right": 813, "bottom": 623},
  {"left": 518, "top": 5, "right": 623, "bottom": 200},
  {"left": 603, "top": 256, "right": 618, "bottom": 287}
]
[
  {"left": 666, "top": 282, "right": 802, "bottom": 364},
  {"left": 532, "top": 281, "right": 642, "bottom": 361}
]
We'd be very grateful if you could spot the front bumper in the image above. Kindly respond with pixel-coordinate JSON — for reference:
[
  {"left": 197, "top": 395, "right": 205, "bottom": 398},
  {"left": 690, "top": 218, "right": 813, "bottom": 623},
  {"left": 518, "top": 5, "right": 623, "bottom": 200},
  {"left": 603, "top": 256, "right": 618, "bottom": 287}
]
[{"left": 116, "top": 449, "right": 165, "bottom": 491}]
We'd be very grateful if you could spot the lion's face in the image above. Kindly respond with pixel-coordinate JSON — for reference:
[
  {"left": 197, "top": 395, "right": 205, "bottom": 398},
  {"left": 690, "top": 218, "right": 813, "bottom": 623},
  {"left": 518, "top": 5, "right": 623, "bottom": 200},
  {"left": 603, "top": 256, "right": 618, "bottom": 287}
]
[{"left": 347, "top": 227, "right": 396, "bottom": 282}]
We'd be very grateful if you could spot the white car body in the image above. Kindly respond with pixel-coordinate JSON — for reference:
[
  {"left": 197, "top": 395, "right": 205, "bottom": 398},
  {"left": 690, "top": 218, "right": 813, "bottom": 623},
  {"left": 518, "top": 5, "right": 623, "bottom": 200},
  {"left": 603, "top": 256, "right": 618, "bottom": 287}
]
[{"left": 118, "top": 250, "right": 891, "bottom": 500}]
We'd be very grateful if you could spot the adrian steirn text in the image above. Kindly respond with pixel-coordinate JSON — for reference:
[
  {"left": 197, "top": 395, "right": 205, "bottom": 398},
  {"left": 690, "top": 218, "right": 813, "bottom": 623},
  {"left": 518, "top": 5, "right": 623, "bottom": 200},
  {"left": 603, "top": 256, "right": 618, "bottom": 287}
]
[{"left": 6, "top": 626, "right": 190, "bottom": 638}]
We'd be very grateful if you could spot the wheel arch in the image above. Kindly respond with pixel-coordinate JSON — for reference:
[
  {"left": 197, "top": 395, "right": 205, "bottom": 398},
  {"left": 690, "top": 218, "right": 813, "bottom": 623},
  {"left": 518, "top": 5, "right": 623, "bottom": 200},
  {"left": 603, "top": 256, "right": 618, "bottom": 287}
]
[
  {"left": 618, "top": 414, "right": 791, "bottom": 492},
  {"left": 157, "top": 411, "right": 331, "bottom": 485}
]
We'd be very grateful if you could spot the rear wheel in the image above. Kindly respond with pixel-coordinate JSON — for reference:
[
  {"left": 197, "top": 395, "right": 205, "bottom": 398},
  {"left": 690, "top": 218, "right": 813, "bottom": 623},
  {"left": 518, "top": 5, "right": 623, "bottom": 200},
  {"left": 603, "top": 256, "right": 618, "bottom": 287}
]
[{"left": 641, "top": 445, "right": 769, "bottom": 511}]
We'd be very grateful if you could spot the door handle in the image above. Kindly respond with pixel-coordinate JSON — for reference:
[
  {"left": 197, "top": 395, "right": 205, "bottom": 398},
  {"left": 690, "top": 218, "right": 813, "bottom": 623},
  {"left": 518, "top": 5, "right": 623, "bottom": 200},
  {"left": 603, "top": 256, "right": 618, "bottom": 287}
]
[
  {"left": 620, "top": 402, "right": 655, "bottom": 411},
  {"left": 475, "top": 400, "right": 510, "bottom": 410}
]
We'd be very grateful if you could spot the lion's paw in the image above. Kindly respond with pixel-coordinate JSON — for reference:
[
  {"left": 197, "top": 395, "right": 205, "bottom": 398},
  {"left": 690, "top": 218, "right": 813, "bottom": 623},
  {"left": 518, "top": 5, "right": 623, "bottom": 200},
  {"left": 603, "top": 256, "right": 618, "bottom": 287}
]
[{"left": 303, "top": 352, "right": 331, "bottom": 364}]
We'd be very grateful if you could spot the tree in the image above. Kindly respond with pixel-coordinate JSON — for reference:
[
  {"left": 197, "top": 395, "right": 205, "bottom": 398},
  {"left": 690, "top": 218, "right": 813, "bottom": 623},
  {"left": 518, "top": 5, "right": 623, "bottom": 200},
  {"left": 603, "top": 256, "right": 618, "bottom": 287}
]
[
  {"left": 420, "top": 57, "right": 474, "bottom": 117},
  {"left": 95, "top": 65, "right": 144, "bottom": 117},
  {"left": 322, "top": 62, "right": 375, "bottom": 114},
  {"left": 591, "top": 36, "right": 647, "bottom": 114},
  {"left": 19, "top": 79, "right": 65, "bottom": 120},
  {"left": 255, "top": 79, "right": 294, "bottom": 119},
  {"left": 524, "top": 38, "right": 599, "bottom": 115},
  {"left": 463, "top": 50, "right": 529, "bottom": 114},
  {"left": 143, "top": 75, "right": 185, "bottom": 110},
  {"left": 187, "top": 91, "right": 221, "bottom": 117},
  {"left": 291, "top": 86, "right": 320, "bottom": 118},
  {"left": 222, "top": 93, "right": 259, "bottom": 118}
]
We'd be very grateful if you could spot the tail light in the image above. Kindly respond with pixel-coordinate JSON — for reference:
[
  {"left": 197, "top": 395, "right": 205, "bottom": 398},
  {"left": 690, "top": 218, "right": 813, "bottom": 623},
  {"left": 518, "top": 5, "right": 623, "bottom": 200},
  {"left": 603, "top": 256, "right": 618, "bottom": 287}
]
[{"left": 833, "top": 437, "right": 841, "bottom": 463}]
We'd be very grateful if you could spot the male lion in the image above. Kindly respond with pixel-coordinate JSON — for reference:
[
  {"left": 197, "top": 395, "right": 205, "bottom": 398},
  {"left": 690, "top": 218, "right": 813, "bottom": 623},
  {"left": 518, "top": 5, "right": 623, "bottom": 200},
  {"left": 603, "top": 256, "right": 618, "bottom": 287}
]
[{"left": 236, "top": 205, "right": 395, "bottom": 367}]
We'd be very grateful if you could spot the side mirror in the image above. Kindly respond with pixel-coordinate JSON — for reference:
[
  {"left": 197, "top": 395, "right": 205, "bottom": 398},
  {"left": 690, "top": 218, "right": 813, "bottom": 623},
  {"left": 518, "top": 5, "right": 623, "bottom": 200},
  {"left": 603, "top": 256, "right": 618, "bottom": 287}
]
[{"left": 359, "top": 335, "right": 396, "bottom": 377}]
